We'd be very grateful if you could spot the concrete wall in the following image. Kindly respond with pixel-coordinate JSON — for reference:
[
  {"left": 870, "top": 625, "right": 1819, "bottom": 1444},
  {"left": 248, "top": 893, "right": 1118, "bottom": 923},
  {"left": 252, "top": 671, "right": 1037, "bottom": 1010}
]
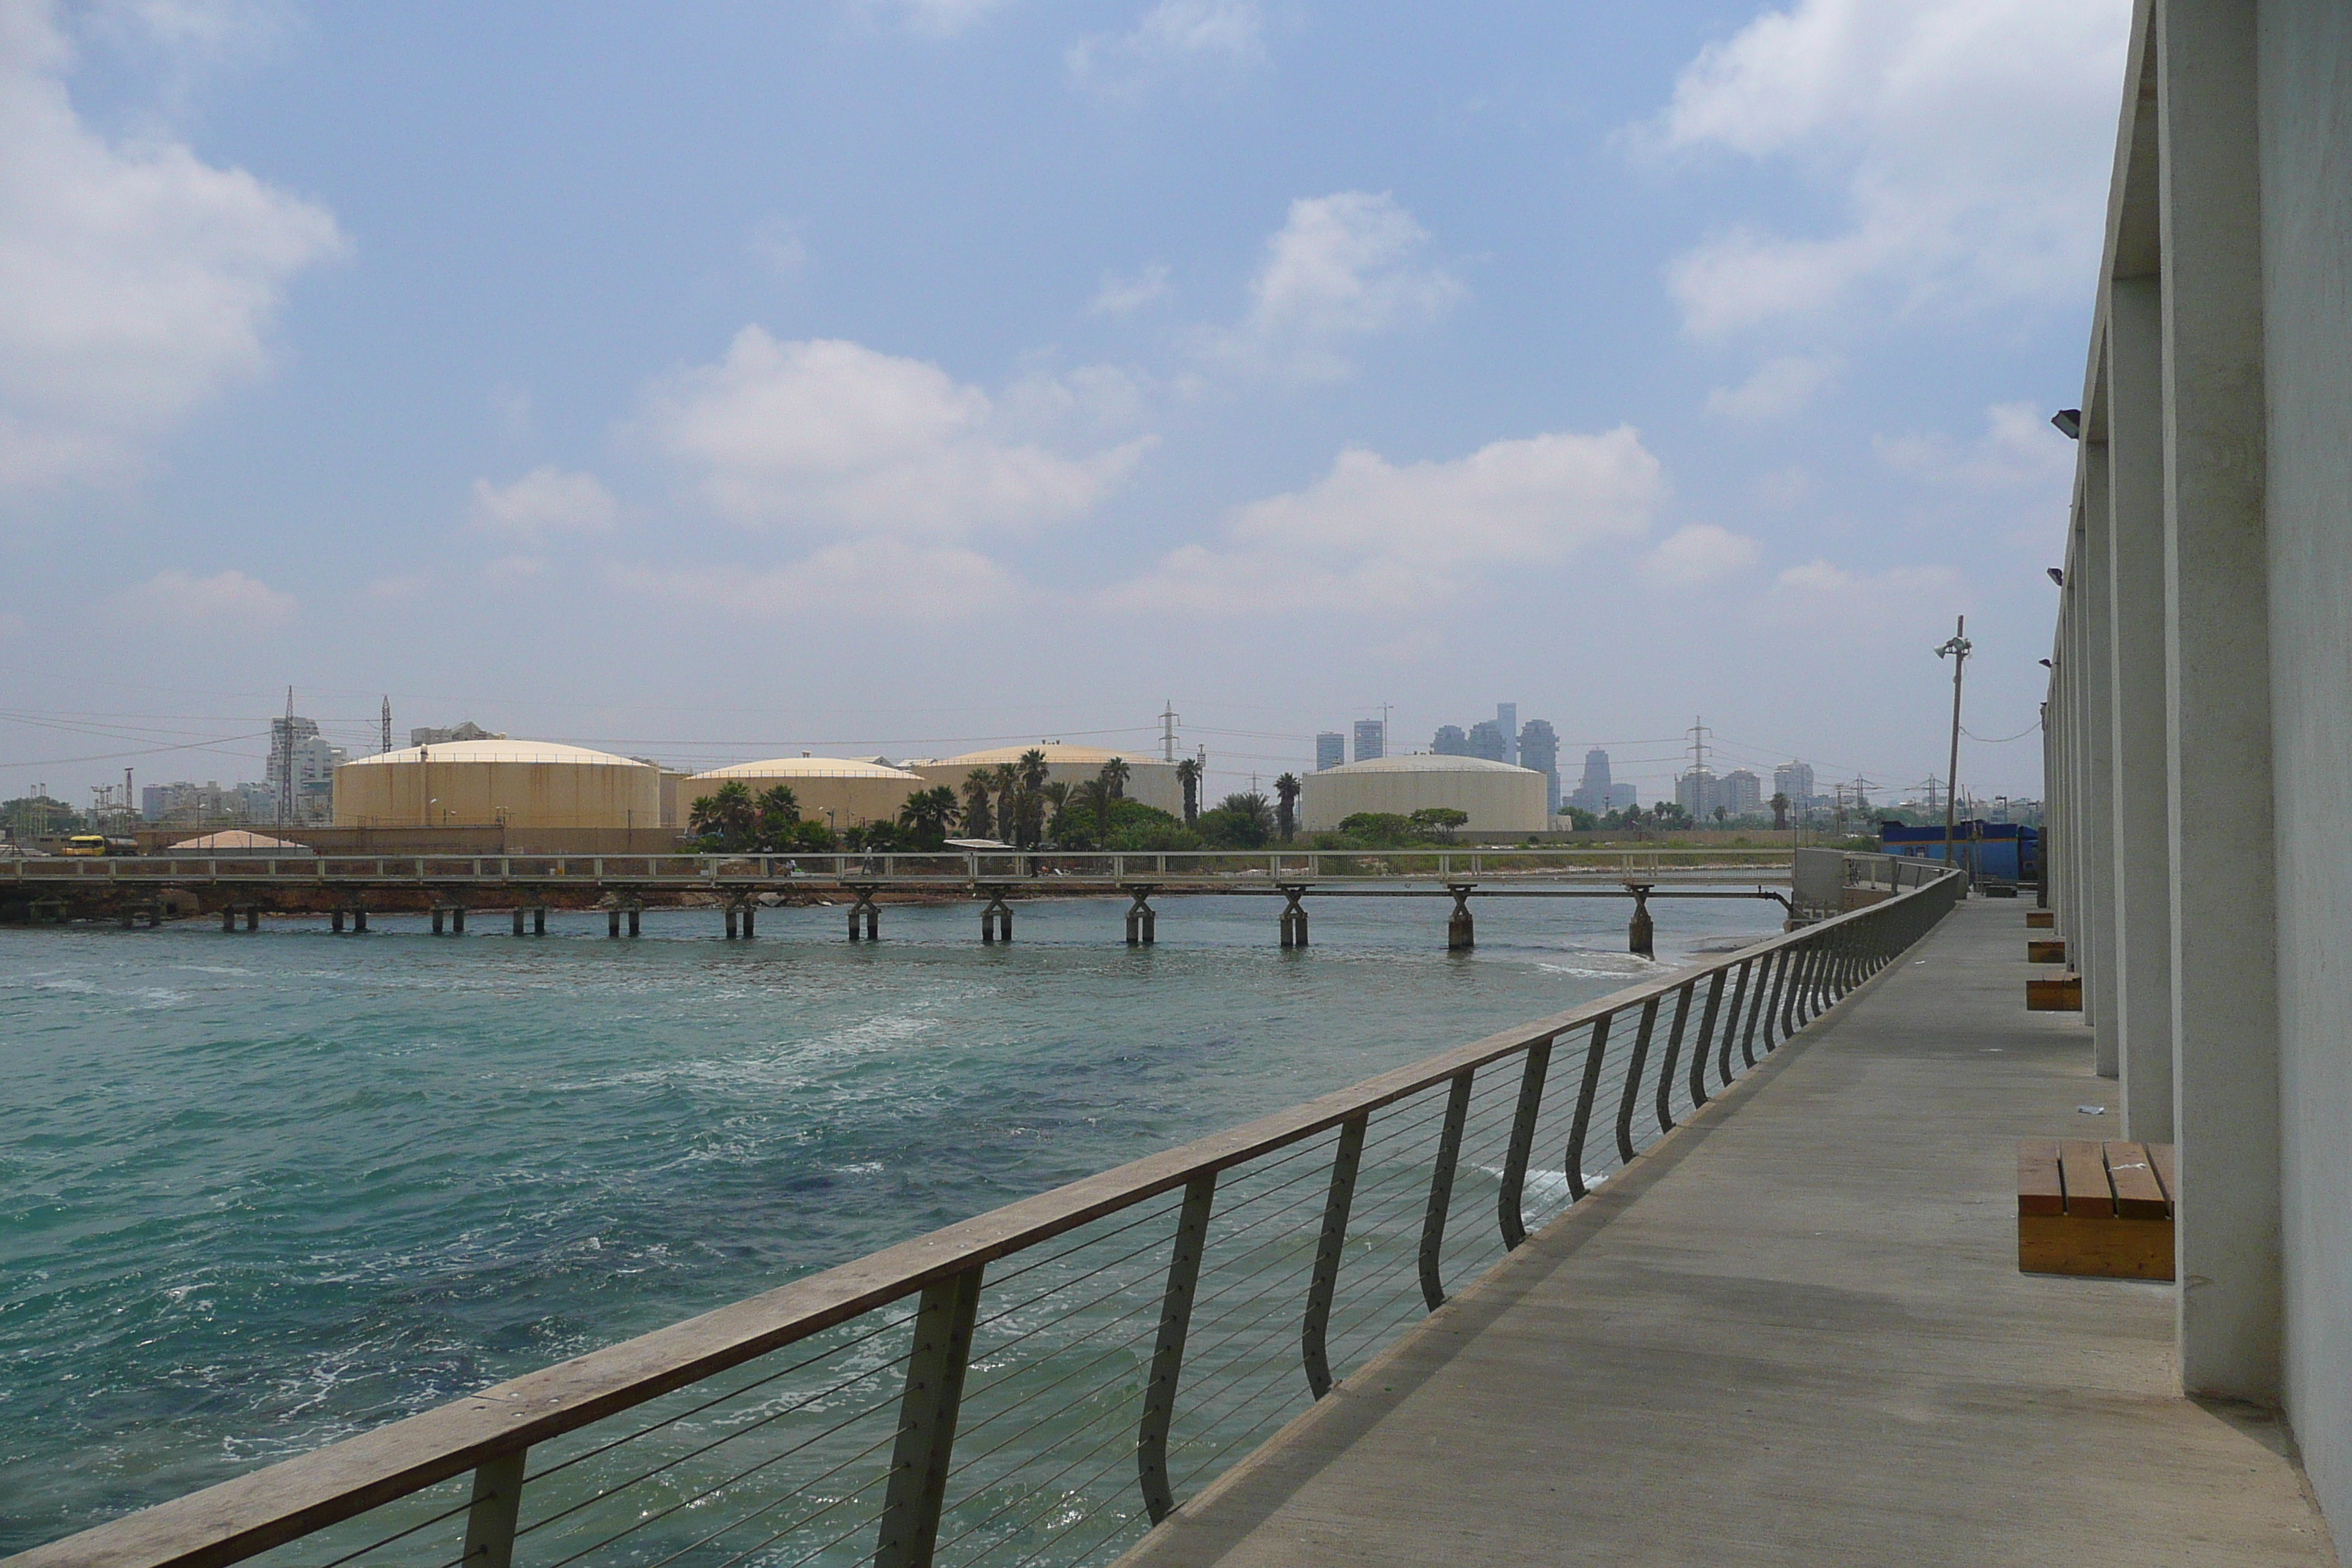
[
  {"left": 333, "top": 759, "right": 663, "bottom": 831},
  {"left": 1300, "top": 764, "right": 1548, "bottom": 834},
  {"left": 2258, "top": 0, "right": 2352, "bottom": 1526},
  {"left": 2046, "top": 0, "right": 2351, "bottom": 1531}
]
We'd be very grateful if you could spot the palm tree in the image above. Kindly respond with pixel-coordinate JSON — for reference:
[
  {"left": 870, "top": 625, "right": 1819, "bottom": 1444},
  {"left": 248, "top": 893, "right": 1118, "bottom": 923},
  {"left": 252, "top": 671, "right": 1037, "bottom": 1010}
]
[
  {"left": 1070, "top": 778, "right": 1115, "bottom": 840},
  {"left": 1175, "top": 758, "right": 1201, "bottom": 826},
  {"left": 1039, "top": 780, "right": 1071, "bottom": 840},
  {"left": 897, "top": 786, "right": 959, "bottom": 849},
  {"left": 1101, "top": 755, "right": 1131, "bottom": 800},
  {"left": 753, "top": 784, "right": 800, "bottom": 848},
  {"left": 1771, "top": 792, "right": 1790, "bottom": 832},
  {"left": 689, "top": 781, "right": 757, "bottom": 850},
  {"left": 960, "top": 769, "right": 996, "bottom": 840},
  {"left": 1273, "top": 773, "right": 1300, "bottom": 842},
  {"left": 992, "top": 763, "right": 1021, "bottom": 846}
]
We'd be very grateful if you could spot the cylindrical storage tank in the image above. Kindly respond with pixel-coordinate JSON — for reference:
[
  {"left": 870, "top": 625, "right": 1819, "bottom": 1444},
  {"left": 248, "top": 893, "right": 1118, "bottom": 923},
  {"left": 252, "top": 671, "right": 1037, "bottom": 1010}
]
[
  {"left": 1299, "top": 755, "right": 1549, "bottom": 834},
  {"left": 333, "top": 741, "right": 662, "bottom": 829},
  {"left": 685, "top": 758, "right": 924, "bottom": 830},
  {"left": 909, "top": 745, "right": 1183, "bottom": 817}
]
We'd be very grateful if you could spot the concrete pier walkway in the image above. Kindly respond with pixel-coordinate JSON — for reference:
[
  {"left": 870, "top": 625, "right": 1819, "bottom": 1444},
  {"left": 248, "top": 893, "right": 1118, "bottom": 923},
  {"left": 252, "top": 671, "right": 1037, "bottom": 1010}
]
[{"left": 1120, "top": 900, "right": 2340, "bottom": 1567}]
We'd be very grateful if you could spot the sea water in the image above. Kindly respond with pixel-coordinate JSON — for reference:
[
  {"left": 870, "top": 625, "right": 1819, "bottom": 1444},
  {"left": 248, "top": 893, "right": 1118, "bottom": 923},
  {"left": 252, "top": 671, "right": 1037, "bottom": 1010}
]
[{"left": 0, "top": 891, "right": 1779, "bottom": 1550}]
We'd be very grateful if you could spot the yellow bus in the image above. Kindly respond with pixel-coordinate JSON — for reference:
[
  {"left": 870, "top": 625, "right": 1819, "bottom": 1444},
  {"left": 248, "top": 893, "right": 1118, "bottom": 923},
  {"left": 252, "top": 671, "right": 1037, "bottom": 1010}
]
[{"left": 60, "top": 834, "right": 140, "bottom": 857}]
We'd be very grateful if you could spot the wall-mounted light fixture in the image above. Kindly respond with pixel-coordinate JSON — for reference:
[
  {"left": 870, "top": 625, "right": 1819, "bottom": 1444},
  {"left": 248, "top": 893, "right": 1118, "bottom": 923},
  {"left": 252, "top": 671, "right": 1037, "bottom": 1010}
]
[
  {"left": 2047, "top": 568, "right": 2065, "bottom": 587},
  {"left": 2051, "top": 409, "right": 2082, "bottom": 439}
]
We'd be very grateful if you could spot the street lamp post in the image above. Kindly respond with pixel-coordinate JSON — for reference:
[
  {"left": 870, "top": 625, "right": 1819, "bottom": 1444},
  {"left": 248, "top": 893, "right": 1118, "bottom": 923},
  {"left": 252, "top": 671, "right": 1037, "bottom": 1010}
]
[{"left": 1935, "top": 615, "right": 1973, "bottom": 879}]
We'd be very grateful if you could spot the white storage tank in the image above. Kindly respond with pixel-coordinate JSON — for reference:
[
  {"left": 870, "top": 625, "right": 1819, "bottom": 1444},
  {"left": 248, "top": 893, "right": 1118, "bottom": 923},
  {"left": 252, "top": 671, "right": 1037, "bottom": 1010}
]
[
  {"left": 1299, "top": 754, "right": 1549, "bottom": 834},
  {"left": 684, "top": 757, "right": 924, "bottom": 831},
  {"left": 909, "top": 745, "right": 1183, "bottom": 817},
  {"left": 333, "top": 740, "right": 663, "bottom": 829}
]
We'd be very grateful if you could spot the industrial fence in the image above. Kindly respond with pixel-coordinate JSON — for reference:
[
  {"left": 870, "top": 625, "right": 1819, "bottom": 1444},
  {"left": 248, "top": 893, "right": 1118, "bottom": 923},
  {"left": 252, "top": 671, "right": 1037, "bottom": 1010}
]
[{"left": 7, "top": 859, "right": 1964, "bottom": 1568}]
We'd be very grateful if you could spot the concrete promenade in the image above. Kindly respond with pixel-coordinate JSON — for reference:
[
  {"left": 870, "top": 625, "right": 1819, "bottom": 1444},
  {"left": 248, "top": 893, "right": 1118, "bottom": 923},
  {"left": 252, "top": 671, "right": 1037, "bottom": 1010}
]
[{"left": 1120, "top": 900, "right": 2340, "bottom": 1566}]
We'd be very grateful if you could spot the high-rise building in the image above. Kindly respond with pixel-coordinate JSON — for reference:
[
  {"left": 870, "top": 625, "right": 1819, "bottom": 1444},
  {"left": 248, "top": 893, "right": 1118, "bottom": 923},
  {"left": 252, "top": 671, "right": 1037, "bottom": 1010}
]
[
  {"left": 1516, "top": 719, "right": 1560, "bottom": 813},
  {"left": 1496, "top": 703, "right": 1518, "bottom": 767},
  {"left": 1605, "top": 783, "right": 1639, "bottom": 812},
  {"left": 1466, "top": 720, "right": 1509, "bottom": 762},
  {"left": 1774, "top": 761, "right": 1816, "bottom": 807},
  {"left": 1432, "top": 725, "right": 1469, "bottom": 756},
  {"left": 1676, "top": 768, "right": 1722, "bottom": 819},
  {"left": 1725, "top": 769, "right": 1762, "bottom": 816},
  {"left": 410, "top": 720, "right": 507, "bottom": 747},
  {"left": 1315, "top": 732, "right": 1346, "bottom": 772},
  {"left": 1352, "top": 719, "right": 1385, "bottom": 763},
  {"left": 1570, "top": 747, "right": 1613, "bottom": 813}
]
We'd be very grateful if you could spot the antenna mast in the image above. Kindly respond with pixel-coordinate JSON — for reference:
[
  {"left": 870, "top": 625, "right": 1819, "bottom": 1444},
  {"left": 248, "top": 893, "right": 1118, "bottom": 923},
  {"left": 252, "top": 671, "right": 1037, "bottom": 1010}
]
[{"left": 1160, "top": 700, "right": 1179, "bottom": 764}]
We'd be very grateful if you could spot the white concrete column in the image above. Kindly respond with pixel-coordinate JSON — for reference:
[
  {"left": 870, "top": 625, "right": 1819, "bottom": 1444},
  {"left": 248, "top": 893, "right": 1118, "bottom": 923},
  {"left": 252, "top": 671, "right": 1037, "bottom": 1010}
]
[
  {"left": 2156, "top": 0, "right": 2281, "bottom": 1402},
  {"left": 2081, "top": 450, "right": 2117, "bottom": 1071},
  {"left": 2106, "top": 275, "right": 2174, "bottom": 1139}
]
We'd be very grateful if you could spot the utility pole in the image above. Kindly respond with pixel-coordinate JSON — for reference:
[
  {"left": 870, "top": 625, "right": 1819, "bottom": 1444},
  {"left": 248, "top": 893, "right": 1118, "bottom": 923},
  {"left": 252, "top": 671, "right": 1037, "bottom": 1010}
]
[
  {"left": 1935, "top": 615, "right": 1972, "bottom": 876},
  {"left": 1160, "top": 700, "right": 1179, "bottom": 764}
]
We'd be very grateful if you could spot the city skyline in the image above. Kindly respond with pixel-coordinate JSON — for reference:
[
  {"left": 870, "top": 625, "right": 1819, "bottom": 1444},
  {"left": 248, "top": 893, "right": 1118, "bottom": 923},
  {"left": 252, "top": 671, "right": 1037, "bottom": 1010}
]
[{"left": 0, "top": 2, "right": 2104, "bottom": 816}]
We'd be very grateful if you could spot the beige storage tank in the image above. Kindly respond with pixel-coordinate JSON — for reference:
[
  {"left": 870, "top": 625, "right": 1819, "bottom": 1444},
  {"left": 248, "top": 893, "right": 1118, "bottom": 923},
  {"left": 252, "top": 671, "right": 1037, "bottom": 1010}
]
[
  {"left": 908, "top": 744, "right": 1183, "bottom": 817},
  {"left": 1300, "top": 754, "right": 1549, "bottom": 834},
  {"left": 333, "top": 740, "right": 662, "bottom": 830},
  {"left": 684, "top": 757, "right": 924, "bottom": 831}
]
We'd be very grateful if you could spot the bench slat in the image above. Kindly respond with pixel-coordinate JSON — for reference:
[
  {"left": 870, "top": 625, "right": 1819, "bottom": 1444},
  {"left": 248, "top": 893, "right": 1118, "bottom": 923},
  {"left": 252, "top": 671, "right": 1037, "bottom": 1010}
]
[
  {"left": 2104, "top": 1142, "right": 2170, "bottom": 1221},
  {"left": 2018, "top": 1140, "right": 2065, "bottom": 1217},
  {"left": 2147, "top": 1141, "right": 2177, "bottom": 1205},
  {"left": 2059, "top": 1139, "right": 2114, "bottom": 1218}
]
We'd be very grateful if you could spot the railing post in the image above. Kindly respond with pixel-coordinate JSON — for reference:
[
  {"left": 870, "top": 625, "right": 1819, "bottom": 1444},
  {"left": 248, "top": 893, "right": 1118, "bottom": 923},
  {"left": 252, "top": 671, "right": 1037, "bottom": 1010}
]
[
  {"left": 1714, "top": 959, "right": 1752, "bottom": 1090},
  {"left": 1497, "top": 1040, "right": 1552, "bottom": 1250},
  {"left": 460, "top": 1449, "right": 527, "bottom": 1568},
  {"left": 875, "top": 1266, "right": 984, "bottom": 1568},
  {"left": 1138, "top": 1174, "right": 1216, "bottom": 1525},
  {"left": 1418, "top": 1070, "right": 1474, "bottom": 1310},
  {"left": 1303, "top": 1115, "right": 1368, "bottom": 1399},
  {"left": 1688, "top": 967, "right": 1728, "bottom": 1108},
  {"left": 1769, "top": 943, "right": 1803, "bottom": 1043},
  {"left": 1749, "top": 947, "right": 1786, "bottom": 1058},
  {"left": 1653, "top": 981, "right": 1696, "bottom": 1134},
  {"left": 1615, "top": 996, "right": 1660, "bottom": 1164},
  {"left": 1564, "top": 1013, "right": 1615, "bottom": 1201}
]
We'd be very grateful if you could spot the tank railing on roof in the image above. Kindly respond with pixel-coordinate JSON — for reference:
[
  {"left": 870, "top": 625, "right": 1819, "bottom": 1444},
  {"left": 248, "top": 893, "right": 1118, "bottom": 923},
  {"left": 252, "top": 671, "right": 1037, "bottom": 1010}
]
[
  {"left": 0, "top": 846, "right": 1794, "bottom": 886},
  {"left": 4, "top": 857, "right": 1963, "bottom": 1568}
]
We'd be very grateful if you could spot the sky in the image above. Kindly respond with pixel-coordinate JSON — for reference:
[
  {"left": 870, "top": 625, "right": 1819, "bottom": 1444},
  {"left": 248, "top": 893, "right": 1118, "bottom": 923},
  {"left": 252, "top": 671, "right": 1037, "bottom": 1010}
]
[{"left": 0, "top": 0, "right": 2130, "bottom": 812}]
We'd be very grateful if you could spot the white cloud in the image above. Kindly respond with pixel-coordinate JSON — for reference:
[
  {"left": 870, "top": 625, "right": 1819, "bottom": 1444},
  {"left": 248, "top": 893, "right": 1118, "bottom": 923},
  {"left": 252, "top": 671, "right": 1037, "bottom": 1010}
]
[
  {"left": 1704, "top": 353, "right": 1842, "bottom": 421},
  {"left": 1068, "top": 1, "right": 1267, "bottom": 93},
  {"left": 611, "top": 536, "right": 1021, "bottom": 621},
  {"left": 1640, "top": 524, "right": 1761, "bottom": 586},
  {"left": 110, "top": 567, "right": 293, "bottom": 625},
  {"left": 1089, "top": 262, "right": 1171, "bottom": 316},
  {"left": 1194, "top": 192, "right": 1463, "bottom": 380},
  {"left": 468, "top": 466, "right": 619, "bottom": 539},
  {"left": 1102, "top": 426, "right": 1662, "bottom": 615},
  {"left": 0, "top": 1, "right": 346, "bottom": 489},
  {"left": 748, "top": 218, "right": 807, "bottom": 280},
  {"left": 1645, "top": 0, "right": 2130, "bottom": 336},
  {"left": 643, "top": 328, "right": 1147, "bottom": 540},
  {"left": 1764, "top": 557, "right": 1967, "bottom": 638},
  {"left": 1876, "top": 400, "right": 2072, "bottom": 489}
]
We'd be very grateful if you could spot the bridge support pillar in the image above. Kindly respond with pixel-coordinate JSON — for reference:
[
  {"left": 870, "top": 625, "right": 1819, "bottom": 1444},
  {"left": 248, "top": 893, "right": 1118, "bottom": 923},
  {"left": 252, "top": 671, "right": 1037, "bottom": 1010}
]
[
  {"left": 725, "top": 907, "right": 739, "bottom": 940},
  {"left": 332, "top": 909, "right": 345, "bottom": 933},
  {"left": 431, "top": 908, "right": 445, "bottom": 935},
  {"left": 1447, "top": 887, "right": 1474, "bottom": 951},
  {"left": 608, "top": 907, "right": 621, "bottom": 938},
  {"left": 742, "top": 903, "right": 755, "bottom": 938},
  {"left": 532, "top": 906, "right": 545, "bottom": 935},
  {"left": 512, "top": 908, "right": 526, "bottom": 937},
  {"left": 848, "top": 888, "right": 879, "bottom": 941},
  {"left": 981, "top": 891, "right": 1012, "bottom": 943},
  {"left": 1126, "top": 888, "right": 1158, "bottom": 946},
  {"left": 1279, "top": 888, "right": 1308, "bottom": 948},
  {"left": 245, "top": 907, "right": 259, "bottom": 932},
  {"left": 222, "top": 908, "right": 235, "bottom": 933},
  {"left": 627, "top": 905, "right": 641, "bottom": 938},
  {"left": 353, "top": 908, "right": 367, "bottom": 933},
  {"left": 1628, "top": 886, "right": 1654, "bottom": 957}
]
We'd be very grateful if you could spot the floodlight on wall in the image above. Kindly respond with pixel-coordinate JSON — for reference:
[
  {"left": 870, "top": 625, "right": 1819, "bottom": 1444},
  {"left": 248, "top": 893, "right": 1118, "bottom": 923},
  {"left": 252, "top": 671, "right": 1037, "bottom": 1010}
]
[
  {"left": 2040, "top": 659, "right": 2054, "bottom": 668},
  {"left": 2051, "top": 409, "right": 2082, "bottom": 439},
  {"left": 2046, "top": 568, "right": 2065, "bottom": 586}
]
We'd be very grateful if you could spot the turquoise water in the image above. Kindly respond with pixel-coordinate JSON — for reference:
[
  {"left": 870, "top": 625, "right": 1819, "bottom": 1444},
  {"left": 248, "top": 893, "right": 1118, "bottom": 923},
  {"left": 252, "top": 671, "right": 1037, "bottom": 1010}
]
[{"left": 0, "top": 892, "right": 1779, "bottom": 1552}]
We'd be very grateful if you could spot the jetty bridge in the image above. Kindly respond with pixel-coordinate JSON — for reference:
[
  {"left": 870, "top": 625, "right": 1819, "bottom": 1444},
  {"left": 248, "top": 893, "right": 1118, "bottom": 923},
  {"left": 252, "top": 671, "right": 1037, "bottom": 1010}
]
[{"left": 0, "top": 845, "right": 1843, "bottom": 951}]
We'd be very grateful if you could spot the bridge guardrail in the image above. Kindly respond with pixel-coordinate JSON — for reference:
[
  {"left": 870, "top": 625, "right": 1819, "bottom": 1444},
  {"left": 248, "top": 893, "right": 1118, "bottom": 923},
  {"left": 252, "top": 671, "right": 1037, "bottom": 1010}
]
[{"left": 7, "top": 859, "right": 1963, "bottom": 1568}]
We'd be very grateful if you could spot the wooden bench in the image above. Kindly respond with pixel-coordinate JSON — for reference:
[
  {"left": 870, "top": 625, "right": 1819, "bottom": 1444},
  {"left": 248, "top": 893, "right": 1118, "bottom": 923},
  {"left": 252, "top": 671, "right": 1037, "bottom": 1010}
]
[
  {"left": 2019, "top": 1139, "right": 2174, "bottom": 1279},
  {"left": 2027, "top": 911, "right": 2055, "bottom": 928},
  {"left": 2026, "top": 974, "right": 2082, "bottom": 1010},
  {"left": 2027, "top": 938, "right": 2067, "bottom": 963}
]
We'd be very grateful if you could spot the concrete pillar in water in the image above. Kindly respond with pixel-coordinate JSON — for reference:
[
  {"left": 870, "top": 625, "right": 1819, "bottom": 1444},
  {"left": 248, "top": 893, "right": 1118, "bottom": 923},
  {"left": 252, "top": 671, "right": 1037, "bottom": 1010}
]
[
  {"left": 1126, "top": 888, "right": 1157, "bottom": 946},
  {"left": 725, "top": 907, "right": 739, "bottom": 940},
  {"left": 245, "top": 907, "right": 259, "bottom": 932},
  {"left": 222, "top": 908, "right": 235, "bottom": 932},
  {"left": 1447, "top": 888, "right": 1474, "bottom": 951},
  {"left": 608, "top": 907, "right": 622, "bottom": 938},
  {"left": 513, "top": 908, "right": 527, "bottom": 937},
  {"left": 532, "top": 906, "right": 546, "bottom": 935},
  {"left": 332, "top": 909, "right": 345, "bottom": 933},
  {"left": 1628, "top": 887, "right": 1654, "bottom": 957},
  {"left": 1278, "top": 888, "right": 1308, "bottom": 948},
  {"left": 431, "top": 908, "right": 445, "bottom": 935},
  {"left": 742, "top": 904, "right": 755, "bottom": 938},
  {"left": 451, "top": 907, "right": 465, "bottom": 935},
  {"left": 353, "top": 908, "right": 368, "bottom": 933},
  {"left": 627, "top": 906, "right": 641, "bottom": 938}
]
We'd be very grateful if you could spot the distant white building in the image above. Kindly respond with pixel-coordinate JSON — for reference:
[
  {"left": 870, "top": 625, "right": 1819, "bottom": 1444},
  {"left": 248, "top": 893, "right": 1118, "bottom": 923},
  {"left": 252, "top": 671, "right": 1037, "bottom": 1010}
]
[
  {"left": 410, "top": 720, "right": 508, "bottom": 747},
  {"left": 268, "top": 715, "right": 346, "bottom": 824},
  {"left": 1725, "top": 769, "right": 1763, "bottom": 817},
  {"left": 1774, "top": 761, "right": 1817, "bottom": 807}
]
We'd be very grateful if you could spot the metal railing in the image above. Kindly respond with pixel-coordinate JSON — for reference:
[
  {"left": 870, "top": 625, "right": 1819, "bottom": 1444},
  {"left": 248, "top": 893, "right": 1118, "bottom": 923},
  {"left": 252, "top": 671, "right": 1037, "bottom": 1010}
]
[
  {"left": 7, "top": 859, "right": 1962, "bottom": 1568},
  {"left": 0, "top": 847, "right": 1790, "bottom": 889}
]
